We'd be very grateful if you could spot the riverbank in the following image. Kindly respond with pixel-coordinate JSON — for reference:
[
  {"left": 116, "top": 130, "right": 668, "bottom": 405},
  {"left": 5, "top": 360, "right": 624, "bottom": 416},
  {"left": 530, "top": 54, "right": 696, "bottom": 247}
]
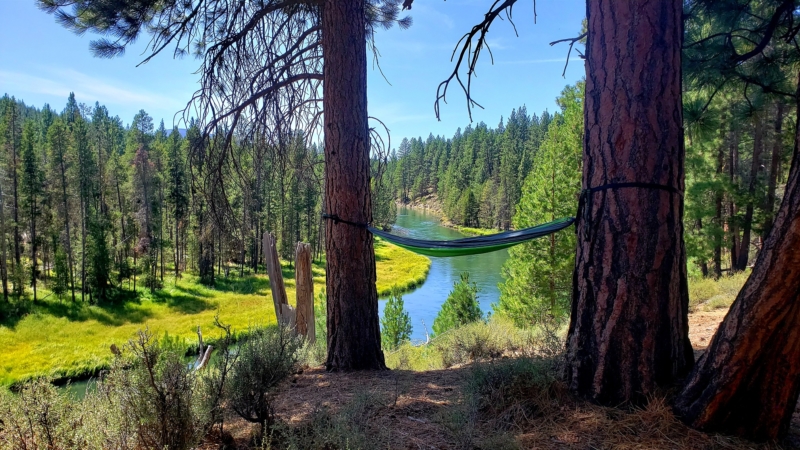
[
  {"left": 0, "top": 241, "right": 429, "bottom": 386},
  {"left": 397, "top": 194, "right": 503, "bottom": 237}
]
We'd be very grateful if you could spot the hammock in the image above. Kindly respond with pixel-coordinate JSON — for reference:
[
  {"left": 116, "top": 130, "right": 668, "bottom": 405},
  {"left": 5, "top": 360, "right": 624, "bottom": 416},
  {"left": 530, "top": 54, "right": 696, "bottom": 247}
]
[{"left": 369, "top": 217, "right": 575, "bottom": 257}]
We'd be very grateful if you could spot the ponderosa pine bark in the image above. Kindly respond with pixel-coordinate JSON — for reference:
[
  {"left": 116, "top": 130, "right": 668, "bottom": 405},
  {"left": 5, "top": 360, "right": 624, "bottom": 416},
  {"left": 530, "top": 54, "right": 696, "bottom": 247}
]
[
  {"left": 673, "top": 74, "right": 800, "bottom": 441},
  {"left": 564, "top": 0, "right": 693, "bottom": 404},
  {"left": 322, "top": 0, "right": 386, "bottom": 371}
]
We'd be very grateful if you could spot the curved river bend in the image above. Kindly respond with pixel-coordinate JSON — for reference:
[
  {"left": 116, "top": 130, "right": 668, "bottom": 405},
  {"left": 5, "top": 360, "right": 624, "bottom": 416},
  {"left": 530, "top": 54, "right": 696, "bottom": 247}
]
[{"left": 378, "top": 207, "right": 509, "bottom": 342}]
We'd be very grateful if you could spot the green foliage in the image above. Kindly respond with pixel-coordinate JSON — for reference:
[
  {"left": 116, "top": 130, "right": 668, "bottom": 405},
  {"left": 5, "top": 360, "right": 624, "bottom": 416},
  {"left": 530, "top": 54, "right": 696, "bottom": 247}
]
[
  {"left": 496, "top": 83, "right": 583, "bottom": 328},
  {"left": 107, "top": 329, "right": 204, "bottom": 450},
  {"left": 0, "top": 378, "right": 86, "bottom": 449},
  {"left": 688, "top": 271, "right": 748, "bottom": 312},
  {"left": 52, "top": 246, "right": 69, "bottom": 300},
  {"left": 86, "top": 218, "right": 112, "bottom": 302},
  {"left": 432, "top": 272, "right": 482, "bottom": 336},
  {"left": 226, "top": 325, "right": 301, "bottom": 425},
  {"left": 381, "top": 288, "right": 412, "bottom": 350},
  {"left": 393, "top": 106, "right": 552, "bottom": 231}
]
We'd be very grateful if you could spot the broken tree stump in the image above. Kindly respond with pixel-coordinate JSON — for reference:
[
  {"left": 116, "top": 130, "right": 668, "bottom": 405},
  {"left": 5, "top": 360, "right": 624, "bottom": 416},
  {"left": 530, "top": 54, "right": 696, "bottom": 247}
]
[
  {"left": 264, "top": 231, "right": 295, "bottom": 328},
  {"left": 295, "top": 242, "right": 315, "bottom": 343}
]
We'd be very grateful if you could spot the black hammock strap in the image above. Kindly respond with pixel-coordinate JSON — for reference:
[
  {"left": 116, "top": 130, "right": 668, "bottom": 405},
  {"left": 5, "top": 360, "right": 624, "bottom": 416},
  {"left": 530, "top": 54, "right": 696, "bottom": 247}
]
[{"left": 577, "top": 182, "right": 683, "bottom": 239}]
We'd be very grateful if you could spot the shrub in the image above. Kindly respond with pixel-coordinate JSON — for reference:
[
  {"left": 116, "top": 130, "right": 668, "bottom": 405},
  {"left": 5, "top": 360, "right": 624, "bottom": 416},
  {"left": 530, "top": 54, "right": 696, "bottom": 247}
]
[
  {"left": 277, "top": 390, "right": 388, "bottom": 450},
  {"left": 198, "top": 318, "right": 238, "bottom": 435},
  {"left": 440, "top": 358, "right": 561, "bottom": 449},
  {"left": 688, "top": 271, "right": 748, "bottom": 311},
  {"left": 381, "top": 288, "right": 412, "bottom": 350},
  {"left": 227, "top": 325, "right": 301, "bottom": 425},
  {"left": 432, "top": 272, "right": 482, "bottom": 336},
  {"left": 0, "top": 378, "right": 85, "bottom": 449},
  {"left": 107, "top": 329, "right": 204, "bottom": 450}
]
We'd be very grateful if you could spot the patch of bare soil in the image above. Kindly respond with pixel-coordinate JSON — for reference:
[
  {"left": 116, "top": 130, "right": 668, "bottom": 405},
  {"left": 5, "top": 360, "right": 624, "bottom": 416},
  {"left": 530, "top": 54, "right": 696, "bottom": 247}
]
[
  {"left": 689, "top": 309, "right": 729, "bottom": 358},
  {"left": 215, "top": 310, "right": 797, "bottom": 449}
]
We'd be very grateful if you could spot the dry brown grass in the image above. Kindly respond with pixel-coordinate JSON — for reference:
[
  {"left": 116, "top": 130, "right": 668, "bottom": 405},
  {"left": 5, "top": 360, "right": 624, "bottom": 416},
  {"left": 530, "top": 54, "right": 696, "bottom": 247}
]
[{"left": 213, "top": 357, "right": 791, "bottom": 450}]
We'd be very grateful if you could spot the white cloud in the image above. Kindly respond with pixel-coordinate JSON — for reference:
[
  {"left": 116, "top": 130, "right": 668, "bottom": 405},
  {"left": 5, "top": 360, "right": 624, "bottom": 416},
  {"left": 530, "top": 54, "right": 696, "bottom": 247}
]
[
  {"left": 497, "top": 58, "right": 569, "bottom": 65},
  {"left": 0, "top": 67, "right": 184, "bottom": 111}
]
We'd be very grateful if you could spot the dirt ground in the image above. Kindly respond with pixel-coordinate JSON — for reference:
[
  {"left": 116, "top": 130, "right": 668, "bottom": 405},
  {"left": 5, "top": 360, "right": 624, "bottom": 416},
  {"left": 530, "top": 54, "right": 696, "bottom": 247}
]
[{"left": 216, "top": 310, "right": 797, "bottom": 449}]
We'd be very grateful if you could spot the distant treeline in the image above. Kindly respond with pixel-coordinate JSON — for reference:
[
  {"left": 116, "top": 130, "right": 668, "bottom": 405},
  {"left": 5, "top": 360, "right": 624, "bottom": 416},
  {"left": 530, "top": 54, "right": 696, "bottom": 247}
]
[{"left": 389, "top": 106, "right": 554, "bottom": 230}]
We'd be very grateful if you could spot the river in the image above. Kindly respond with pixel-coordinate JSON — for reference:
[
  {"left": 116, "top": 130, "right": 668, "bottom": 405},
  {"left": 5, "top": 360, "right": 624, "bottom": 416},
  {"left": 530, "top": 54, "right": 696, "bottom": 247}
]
[
  {"left": 378, "top": 207, "right": 509, "bottom": 342},
  {"left": 63, "top": 208, "right": 506, "bottom": 395}
]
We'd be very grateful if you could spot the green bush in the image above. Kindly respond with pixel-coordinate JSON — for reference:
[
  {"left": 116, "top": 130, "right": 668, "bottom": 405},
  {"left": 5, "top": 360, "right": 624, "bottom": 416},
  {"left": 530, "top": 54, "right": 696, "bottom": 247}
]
[
  {"left": 227, "top": 325, "right": 301, "bottom": 425},
  {"left": 688, "top": 271, "right": 748, "bottom": 311},
  {"left": 432, "top": 272, "right": 483, "bottom": 336},
  {"left": 0, "top": 378, "right": 85, "bottom": 449},
  {"left": 381, "top": 288, "right": 412, "bottom": 350},
  {"left": 107, "top": 330, "right": 205, "bottom": 450}
]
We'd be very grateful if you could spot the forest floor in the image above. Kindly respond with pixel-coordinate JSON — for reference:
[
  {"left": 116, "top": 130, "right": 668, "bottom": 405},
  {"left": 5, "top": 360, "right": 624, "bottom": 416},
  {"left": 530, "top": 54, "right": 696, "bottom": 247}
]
[
  {"left": 0, "top": 240, "right": 429, "bottom": 386},
  {"left": 216, "top": 304, "right": 798, "bottom": 450}
]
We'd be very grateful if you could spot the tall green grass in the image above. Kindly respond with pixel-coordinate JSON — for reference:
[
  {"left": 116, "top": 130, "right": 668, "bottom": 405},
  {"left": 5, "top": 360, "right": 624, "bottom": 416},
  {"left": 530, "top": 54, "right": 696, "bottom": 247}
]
[
  {"left": 0, "top": 242, "right": 430, "bottom": 386},
  {"left": 688, "top": 271, "right": 749, "bottom": 312}
]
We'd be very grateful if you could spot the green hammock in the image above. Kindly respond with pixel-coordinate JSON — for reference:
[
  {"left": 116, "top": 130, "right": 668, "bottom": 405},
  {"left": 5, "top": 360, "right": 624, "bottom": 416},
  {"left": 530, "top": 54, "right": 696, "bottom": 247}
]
[{"left": 369, "top": 217, "right": 575, "bottom": 257}]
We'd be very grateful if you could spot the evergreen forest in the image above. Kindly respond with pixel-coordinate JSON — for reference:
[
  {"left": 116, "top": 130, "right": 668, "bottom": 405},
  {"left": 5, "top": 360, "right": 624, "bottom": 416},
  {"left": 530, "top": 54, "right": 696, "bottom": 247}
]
[{"left": 0, "top": 93, "right": 344, "bottom": 309}]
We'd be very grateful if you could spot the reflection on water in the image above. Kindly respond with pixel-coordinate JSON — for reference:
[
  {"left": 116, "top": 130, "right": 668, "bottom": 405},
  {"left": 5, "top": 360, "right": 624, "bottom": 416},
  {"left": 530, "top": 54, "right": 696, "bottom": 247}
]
[{"left": 378, "top": 207, "right": 508, "bottom": 342}]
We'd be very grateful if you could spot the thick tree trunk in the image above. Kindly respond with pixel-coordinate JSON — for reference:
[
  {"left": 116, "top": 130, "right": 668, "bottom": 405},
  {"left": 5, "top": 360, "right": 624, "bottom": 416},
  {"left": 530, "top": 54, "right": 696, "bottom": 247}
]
[
  {"left": 674, "top": 74, "right": 800, "bottom": 441},
  {"left": 737, "top": 114, "right": 764, "bottom": 270},
  {"left": 322, "top": 0, "right": 386, "bottom": 371},
  {"left": 763, "top": 101, "right": 785, "bottom": 237},
  {"left": 564, "top": 0, "right": 692, "bottom": 405}
]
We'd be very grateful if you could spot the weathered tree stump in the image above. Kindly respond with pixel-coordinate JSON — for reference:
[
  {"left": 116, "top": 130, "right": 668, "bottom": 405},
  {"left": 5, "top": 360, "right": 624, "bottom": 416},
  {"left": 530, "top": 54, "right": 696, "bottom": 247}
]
[
  {"left": 264, "top": 232, "right": 295, "bottom": 328},
  {"left": 295, "top": 242, "right": 315, "bottom": 343}
]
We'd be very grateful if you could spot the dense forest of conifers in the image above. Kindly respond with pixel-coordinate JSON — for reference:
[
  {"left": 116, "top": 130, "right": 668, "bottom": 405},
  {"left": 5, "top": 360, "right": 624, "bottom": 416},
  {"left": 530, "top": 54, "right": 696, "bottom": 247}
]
[
  {"left": 389, "top": 107, "right": 553, "bottom": 230},
  {"left": 0, "top": 93, "right": 336, "bottom": 309}
]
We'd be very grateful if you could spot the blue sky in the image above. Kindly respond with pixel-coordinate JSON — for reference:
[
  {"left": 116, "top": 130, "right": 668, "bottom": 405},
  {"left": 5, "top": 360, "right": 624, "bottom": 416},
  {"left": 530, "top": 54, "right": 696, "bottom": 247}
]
[{"left": 0, "top": 0, "right": 585, "bottom": 142}]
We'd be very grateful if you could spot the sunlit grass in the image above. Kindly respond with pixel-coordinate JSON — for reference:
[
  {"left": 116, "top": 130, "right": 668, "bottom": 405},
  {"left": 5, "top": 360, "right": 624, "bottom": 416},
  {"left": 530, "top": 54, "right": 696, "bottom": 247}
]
[
  {"left": 452, "top": 225, "right": 499, "bottom": 236},
  {"left": 375, "top": 238, "right": 430, "bottom": 297},
  {"left": 0, "top": 242, "right": 429, "bottom": 386},
  {"left": 688, "top": 271, "right": 749, "bottom": 312}
]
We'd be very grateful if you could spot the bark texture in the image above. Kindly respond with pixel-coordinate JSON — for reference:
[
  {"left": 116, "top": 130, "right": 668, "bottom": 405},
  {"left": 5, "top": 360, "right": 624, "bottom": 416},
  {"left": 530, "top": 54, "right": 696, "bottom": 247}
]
[
  {"left": 295, "top": 242, "right": 315, "bottom": 343},
  {"left": 673, "top": 75, "right": 800, "bottom": 441},
  {"left": 564, "top": 0, "right": 693, "bottom": 405},
  {"left": 322, "top": 0, "right": 386, "bottom": 371},
  {"left": 265, "top": 232, "right": 292, "bottom": 327}
]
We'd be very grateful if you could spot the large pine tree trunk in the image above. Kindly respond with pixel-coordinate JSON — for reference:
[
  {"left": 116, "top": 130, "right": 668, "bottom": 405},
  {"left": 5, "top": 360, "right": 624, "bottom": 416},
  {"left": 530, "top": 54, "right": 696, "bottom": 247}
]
[
  {"left": 673, "top": 74, "right": 800, "bottom": 441},
  {"left": 564, "top": 0, "right": 693, "bottom": 404},
  {"left": 322, "top": 0, "right": 386, "bottom": 371}
]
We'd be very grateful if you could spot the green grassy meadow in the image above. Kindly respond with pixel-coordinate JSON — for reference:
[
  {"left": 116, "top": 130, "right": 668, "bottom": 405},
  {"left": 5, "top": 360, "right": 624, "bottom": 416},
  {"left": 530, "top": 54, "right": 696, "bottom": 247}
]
[{"left": 0, "top": 239, "right": 430, "bottom": 386}]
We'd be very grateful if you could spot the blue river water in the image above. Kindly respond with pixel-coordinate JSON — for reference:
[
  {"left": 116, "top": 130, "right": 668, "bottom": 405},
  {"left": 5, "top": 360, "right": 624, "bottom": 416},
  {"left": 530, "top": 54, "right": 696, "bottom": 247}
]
[{"left": 378, "top": 207, "right": 509, "bottom": 342}]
